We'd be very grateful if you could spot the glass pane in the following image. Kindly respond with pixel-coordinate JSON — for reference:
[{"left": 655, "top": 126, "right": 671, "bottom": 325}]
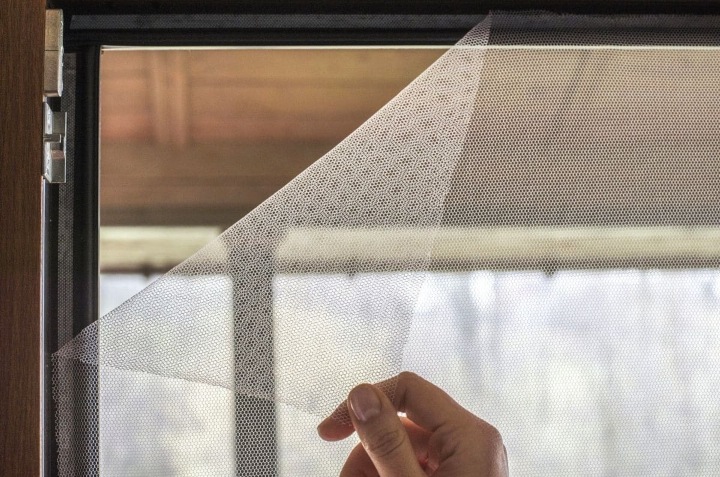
[
  {"left": 97, "top": 48, "right": 443, "bottom": 475},
  {"left": 274, "top": 270, "right": 720, "bottom": 474},
  {"left": 99, "top": 274, "right": 236, "bottom": 475}
]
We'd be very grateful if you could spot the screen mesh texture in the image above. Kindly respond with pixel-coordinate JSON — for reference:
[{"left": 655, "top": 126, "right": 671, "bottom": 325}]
[{"left": 54, "top": 13, "right": 720, "bottom": 476}]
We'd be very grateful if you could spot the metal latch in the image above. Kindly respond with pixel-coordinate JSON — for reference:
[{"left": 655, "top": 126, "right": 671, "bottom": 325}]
[
  {"left": 44, "top": 9, "right": 66, "bottom": 183},
  {"left": 43, "top": 102, "right": 67, "bottom": 183}
]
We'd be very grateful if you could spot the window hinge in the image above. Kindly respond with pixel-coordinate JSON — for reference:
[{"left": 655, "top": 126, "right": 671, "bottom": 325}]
[{"left": 43, "top": 9, "right": 66, "bottom": 184}]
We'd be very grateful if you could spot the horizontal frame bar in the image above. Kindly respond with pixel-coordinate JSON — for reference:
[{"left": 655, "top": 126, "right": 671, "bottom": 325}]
[
  {"left": 63, "top": 14, "right": 485, "bottom": 47},
  {"left": 99, "top": 226, "right": 720, "bottom": 274},
  {"left": 49, "top": 0, "right": 720, "bottom": 16},
  {"left": 64, "top": 12, "right": 720, "bottom": 49}
]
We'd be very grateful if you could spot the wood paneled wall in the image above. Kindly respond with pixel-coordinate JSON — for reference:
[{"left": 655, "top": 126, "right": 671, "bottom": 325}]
[
  {"left": 0, "top": 1, "right": 45, "bottom": 475},
  {"left": 100, "top": 48, "right": 720, "bottom": 229},
  {"left": 101, "top": 49, "right": 444, "bottom": 143},
  {"left": 100, "top": 49, "right": 444, "bottom": 226}
]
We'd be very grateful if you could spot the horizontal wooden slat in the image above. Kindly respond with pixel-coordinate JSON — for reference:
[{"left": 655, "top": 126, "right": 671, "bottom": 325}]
[
  {"left": 100, "top": 142, "right": 334, "bottom": 225},
  {"left": 100, "top": 48, "right": 442, "bottom": 142},
  {"left": 189, "top": 83, "right": 406, "bottom": 118},
  {"left": 280, "top": 226, "right": 720, "bottom": 260},
  {"left": 101, "top": 206, "right": 255, "bottom": 227},
  {"left": 100, "top": 226, "right": 223, "bottom": 271},
  {"left": 188, "top": 49, "right": 444, "bottom": 84},
  {"left": 101, "top": 142, "right": 331, "bottom": 178},
  {"left": 98, "top": 225, "right": 720, "bottom": 273},
  {"left": 190, "top": 117, "right": 371, "bottom": 141},
  {"left": 276, "top": 226, "right": 720, "bottom": 272},
  {"left": 102, "top": 183, "right": 285, "bottom": 207}
]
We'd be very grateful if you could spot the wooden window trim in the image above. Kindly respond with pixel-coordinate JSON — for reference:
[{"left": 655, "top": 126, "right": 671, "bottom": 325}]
[{"left": 0, "top": 0, "right": 45, "bottom": 476}]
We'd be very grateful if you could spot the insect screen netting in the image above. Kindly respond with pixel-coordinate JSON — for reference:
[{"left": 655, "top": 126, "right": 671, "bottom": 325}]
[{"left": 54, "top": 12, "right": 720, "bottom": 476}]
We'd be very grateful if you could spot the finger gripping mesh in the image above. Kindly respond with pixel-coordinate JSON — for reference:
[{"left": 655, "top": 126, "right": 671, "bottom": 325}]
[{"left": 54, "top": 12, "right": 720, "bottom": 476}]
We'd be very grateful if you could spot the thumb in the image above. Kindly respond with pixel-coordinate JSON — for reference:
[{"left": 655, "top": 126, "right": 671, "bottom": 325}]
[{"left": 347, "top": 384, "right": 425, "bottom": 477}]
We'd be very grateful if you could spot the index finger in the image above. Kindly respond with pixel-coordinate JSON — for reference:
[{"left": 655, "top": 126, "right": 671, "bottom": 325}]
[{"left": 317, "top": 372, "right": 470, "bottom": 441}]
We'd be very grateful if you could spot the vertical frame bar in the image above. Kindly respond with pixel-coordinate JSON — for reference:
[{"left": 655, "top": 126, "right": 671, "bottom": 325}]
[
  {"left": 47, "top": 45, "right": 101, "bottom": 477},
  {"left": 233, "top": 255, "right": 277, "bottom": 476},
  {"left": 0, "top": 0, "right": 44, "bottom": 475}
]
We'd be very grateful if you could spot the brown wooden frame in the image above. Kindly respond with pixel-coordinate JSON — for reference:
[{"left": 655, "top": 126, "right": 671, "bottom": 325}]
[{"left": 0, "top": 0, "right": 45, "bottom": 475}]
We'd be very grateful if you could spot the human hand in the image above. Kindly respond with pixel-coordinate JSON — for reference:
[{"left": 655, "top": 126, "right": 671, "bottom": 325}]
[{"left": 317, "top": 372, "right": 508, "bottom": 476}]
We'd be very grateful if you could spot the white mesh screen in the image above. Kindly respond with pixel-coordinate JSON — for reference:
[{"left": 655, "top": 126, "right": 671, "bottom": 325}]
[{"left": 54, "top": 13, "right": 720, "bottom": 476}]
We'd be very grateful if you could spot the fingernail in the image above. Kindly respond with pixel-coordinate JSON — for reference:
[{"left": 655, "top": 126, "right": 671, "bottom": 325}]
[{"left": 349, "top": 385, "right": 381, "bottom": 422}]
